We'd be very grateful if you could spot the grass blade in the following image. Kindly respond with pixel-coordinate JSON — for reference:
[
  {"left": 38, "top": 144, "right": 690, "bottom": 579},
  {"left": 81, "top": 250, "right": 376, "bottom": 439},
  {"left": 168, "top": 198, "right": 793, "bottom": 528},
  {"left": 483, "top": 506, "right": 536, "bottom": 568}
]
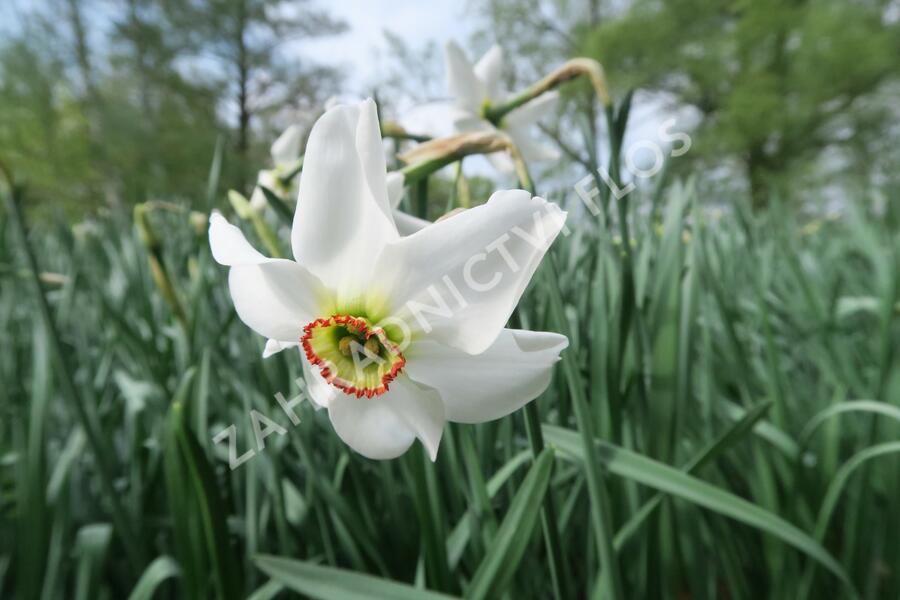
[
  {"left": 466, "top": 448, "right": 555, "bottom": 600},
  {"left": 254, "top": 555, "right": 459, "bottom": 600},
  {"left": 543, "top": 424, "right": 857, "bottom": 595}
]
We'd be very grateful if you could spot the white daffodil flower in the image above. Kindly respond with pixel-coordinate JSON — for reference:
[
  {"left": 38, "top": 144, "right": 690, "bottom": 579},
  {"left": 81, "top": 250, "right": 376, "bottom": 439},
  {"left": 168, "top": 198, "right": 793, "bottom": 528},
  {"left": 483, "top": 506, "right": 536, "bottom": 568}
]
[
  {"left": 249, "top": 124, "right": 304, "bottom": 211},
  {"left": 445, "top": 41, "right": 561, "bottom": 173},
  {"left": 209, "top": 99, "right": 569, "bottom": 461}
]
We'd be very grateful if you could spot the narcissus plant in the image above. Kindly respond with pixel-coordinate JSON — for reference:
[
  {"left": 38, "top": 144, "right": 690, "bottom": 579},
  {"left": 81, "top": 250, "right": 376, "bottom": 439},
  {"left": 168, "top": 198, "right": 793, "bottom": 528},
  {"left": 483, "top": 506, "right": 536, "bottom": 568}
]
[
  {"left": 445, "top": 41, "right": 560, "bottom": 173},
  {"left": 210, "top": 99, "right": 568, "bottom": 460}
]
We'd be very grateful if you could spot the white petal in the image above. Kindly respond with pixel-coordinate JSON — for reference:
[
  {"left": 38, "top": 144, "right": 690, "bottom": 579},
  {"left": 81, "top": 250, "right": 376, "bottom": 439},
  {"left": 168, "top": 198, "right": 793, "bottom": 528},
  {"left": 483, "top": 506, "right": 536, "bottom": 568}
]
[
  {"left": 208, "top": 211, "right": 268, "bottom": 265},
  {"left": 405, "top": 329, "right": 568, "bottom": 423},
  {"left": 301, "top": 353, "right": 333, "bottom": 409},
  {"left": 228, "top": 260, "right": 329, "bottom": 342},
  {"left": 262, "top": 339, "right": 299, "bottom": 358},
  {"left": 392, "top": 210, "right": 431, "bottom": 236},
  {"left": 485, "top": 150, "right": 515, "bottom": 174},
  {"left": 505, "top": 91, "right": 559, "bottom": 128},
  {"left": 474, "top": 44, "right": 504, "bottom": 100},
  {"left": 326, "top": 375, "right": 444, "bottom": 460},
  {"left": 386, "top": 171, "right": 406, "bottom": 209},
  {"left": 270, "top": 124, "right": 304, "bottom": 165},
  {"left": 445, "top": 41, "right": 486, "bottom": 113},
  {"left": 292, "top": 99, "right": 398, "bottom": 298},
  {"left": 210, "top": 212, "right": 330, "bottom": 341},
  {"left": 509, "top": 130, "right": 561, "bottom": 163},
  {"left": 249, "top": 187, "right": 268, "bottom": 211},
  {"left": 372, "top": 190, "right": 567, "bottom": 354},
  {"left": 451, "top": 114, "right": 494, "bottom": 135}
]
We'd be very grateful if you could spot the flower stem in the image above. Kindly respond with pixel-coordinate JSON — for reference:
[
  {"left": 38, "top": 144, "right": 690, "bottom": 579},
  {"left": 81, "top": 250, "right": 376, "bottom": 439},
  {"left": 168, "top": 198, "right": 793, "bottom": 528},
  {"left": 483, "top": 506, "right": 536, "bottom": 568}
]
[
  {"left": 484, "top": 57, "right": 612, "bottom": 125},
  {"left": 134, "top": 203, "right": 190, "bottom": 334}
]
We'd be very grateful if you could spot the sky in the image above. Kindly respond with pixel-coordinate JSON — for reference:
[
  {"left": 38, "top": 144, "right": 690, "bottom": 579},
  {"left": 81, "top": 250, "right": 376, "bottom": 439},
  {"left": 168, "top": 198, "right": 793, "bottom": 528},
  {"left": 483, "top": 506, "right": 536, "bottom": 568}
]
[
  {"left": 297, "top": 1, "right": 683, "bottom": 177},
  {"left": 302, "top": 0, "right": 476, "bottom": 96}
]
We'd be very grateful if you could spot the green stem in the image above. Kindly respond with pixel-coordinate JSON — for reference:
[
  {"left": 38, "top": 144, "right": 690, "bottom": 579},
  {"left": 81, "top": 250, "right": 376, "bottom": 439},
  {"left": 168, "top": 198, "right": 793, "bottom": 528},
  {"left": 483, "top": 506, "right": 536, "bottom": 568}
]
[
  {"left": 401, "top": 155, "right": 461, "bottom": 188},
  {"left": 414, "top": 178, "right": 429, "bottom": 220},
  {"left": 134, "top": 203, "right": 190, "bottom": 334}
]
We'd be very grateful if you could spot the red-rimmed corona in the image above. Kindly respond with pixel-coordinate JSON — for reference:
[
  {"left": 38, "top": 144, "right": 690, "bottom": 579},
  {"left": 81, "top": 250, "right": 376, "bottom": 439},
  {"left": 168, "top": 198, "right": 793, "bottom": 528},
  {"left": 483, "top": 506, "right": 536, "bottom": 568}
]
[{"left": 301, "top": 315, "right": 406, "bottom": 399}]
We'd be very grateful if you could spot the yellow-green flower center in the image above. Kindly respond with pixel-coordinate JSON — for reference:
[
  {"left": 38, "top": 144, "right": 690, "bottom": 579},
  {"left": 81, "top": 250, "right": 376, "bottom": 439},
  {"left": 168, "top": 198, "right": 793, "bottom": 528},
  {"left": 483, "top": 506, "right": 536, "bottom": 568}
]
[{"left": 301, "top": 314, "right": 405, "bottom": 398}]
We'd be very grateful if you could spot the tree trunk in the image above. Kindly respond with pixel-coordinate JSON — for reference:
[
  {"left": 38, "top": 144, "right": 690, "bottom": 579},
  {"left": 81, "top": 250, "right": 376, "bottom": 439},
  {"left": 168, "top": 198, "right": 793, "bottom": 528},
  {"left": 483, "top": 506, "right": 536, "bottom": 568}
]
[
  {"left": 236, "top": 0, "right": 250, "bottom": 191},
  {"left": 746, "top": 146, "right": 770, "bottom": 211}
]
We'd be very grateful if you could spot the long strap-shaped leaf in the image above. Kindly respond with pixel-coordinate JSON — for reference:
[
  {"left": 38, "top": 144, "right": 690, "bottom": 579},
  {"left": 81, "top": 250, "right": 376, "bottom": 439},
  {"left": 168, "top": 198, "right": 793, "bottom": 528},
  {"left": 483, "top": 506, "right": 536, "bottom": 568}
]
[
  {"left": 800, "top": 400, "right": 900, "bottom": 443},
  {"left": 127, "top": 556, "right": 180, "bottom": 600},
  {"left": 466, "top": 448, "right": 555, "bottom": 600},
  {"left": 542, "top": 424, "right": 858, "bottom": 597},
  {"left": 254, "top": 555, "right": 459, "bottom": 600},
  {"left": 797, "top": 441, "right": 900, "bottom": 597}
]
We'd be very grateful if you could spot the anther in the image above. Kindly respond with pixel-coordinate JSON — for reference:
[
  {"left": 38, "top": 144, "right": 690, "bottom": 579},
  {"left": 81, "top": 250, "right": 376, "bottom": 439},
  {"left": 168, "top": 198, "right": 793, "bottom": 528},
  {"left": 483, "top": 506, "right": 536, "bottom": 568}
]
[
  {"left": 339, "top": 336, "right": 356, "bottom": 357},
  {"left": 364, "top": 336, "right": 381, "bottom": 357}
]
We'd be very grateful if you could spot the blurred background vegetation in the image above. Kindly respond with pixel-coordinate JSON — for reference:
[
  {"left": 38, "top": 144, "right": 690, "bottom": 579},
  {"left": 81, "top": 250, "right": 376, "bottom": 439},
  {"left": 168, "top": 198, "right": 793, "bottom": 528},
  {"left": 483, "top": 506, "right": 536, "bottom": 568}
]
[{"left": 2, "top": 0, "right": 898, "bottom": 216}]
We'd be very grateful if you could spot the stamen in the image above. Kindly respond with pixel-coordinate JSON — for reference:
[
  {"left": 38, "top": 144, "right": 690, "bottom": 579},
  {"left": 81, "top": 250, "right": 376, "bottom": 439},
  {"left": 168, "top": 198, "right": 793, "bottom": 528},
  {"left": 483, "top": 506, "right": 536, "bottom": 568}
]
[{"left": 339, "top": 336, "right": 355, "bottom": 357}]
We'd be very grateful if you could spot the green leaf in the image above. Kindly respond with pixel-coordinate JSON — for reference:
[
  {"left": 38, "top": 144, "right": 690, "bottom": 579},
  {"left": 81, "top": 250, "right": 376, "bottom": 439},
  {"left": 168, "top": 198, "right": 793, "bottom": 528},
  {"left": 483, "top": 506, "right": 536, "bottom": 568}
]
[
  {"left": 253, "top": 555, "right": 459, "bottom": 600},
  {"left": 127, "top": 556, "right": 180, "bottom": 600},
  {"left": 800, "top": 400, "right": 900, "bottom": 443},
  {"left": 163, "top": 369, "right": 242, "bottom": 600},
  {"left": 543, "top": 424, "right": 856, "bottom": 595},
  {"left": 613, "top": 401, "right": 772, "bottom": 551},
  {"left": 466, "top": 448, "right": 555, "bottom": 600},
  {"left": 259, "top": 185, "right": 293, "bottom": 226},
  {"left": 814, "top": 441, "right": 900, "bottom": 541}
]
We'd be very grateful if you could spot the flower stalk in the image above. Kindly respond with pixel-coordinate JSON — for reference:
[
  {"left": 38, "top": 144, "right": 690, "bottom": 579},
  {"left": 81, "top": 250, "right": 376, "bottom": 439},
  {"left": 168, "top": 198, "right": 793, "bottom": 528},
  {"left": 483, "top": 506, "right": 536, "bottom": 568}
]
[
  {"left": 134, "top": 203, "right": 189, "bottom": 333},
  {"left": 483, "top": 57, "right": 612, "bottom": 125},
  {"left": 398, "top": 131, "right": 511, "bottom": 187}
]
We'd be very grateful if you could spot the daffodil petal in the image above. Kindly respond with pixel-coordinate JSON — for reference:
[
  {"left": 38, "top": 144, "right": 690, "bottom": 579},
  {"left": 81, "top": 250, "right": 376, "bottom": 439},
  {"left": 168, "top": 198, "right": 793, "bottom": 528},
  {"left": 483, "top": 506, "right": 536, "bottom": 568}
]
[
  {"left": 302, "top": 353, "right": 333, "bottom": 409},
  {"left": 249, "top": 187, "right": 268, "bottom": 211},
  {"left": 270, "top": 124, "right": 303, "bottom": 165},
  {"left": 474, "top": 44, "right": 504, "bottom": 100},
  {"left": 292, "top": 99, "right": 398, "bottom": 298},
  {"left": 263, "top": 339, "right": 299, "bottom": 358},
  {"left": 227, "top": 260, "right": 328, "bottom": 342},
  {"left": 505, "top": 91, "right": 560, "bottom": 128},
  {"left": 392, "top": 210, "right": 430, "bottom": 236},
  {"left": 485, "top": 150, "right": 516, "bottom": 174},
  {"left": 208, "top": 212, "right": 268, "bottom": 265},
  {"left": 405, "top": 329, "right": 567, "bottom": 423},
  {"left": 373, "top": 190, "right": 567, "bottom": 355},
  {"left": 327, "top": 375, "right": 444, "bottom": 460},
  {"left": 509, "top": 131, "right": 561, "bottom": 163},
  {"left": 386, "top": 171, "right": 406, "bottom": 209},
  {"left": 445, "top": 41, "right": 486, "bottom": 113}
]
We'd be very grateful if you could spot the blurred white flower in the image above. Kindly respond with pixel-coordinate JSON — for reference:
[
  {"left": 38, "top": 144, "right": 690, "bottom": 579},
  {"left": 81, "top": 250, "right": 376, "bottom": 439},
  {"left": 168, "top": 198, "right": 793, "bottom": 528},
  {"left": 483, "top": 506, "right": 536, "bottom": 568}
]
[
  {"left": 445, "top": 41, "right": 561, "bottom": 173},
  {"left": 249, "top": 124, "right": 304, "bottom": 211},
  {"left": 209, "top": 99, "right": 568, "bottom": 461}
]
